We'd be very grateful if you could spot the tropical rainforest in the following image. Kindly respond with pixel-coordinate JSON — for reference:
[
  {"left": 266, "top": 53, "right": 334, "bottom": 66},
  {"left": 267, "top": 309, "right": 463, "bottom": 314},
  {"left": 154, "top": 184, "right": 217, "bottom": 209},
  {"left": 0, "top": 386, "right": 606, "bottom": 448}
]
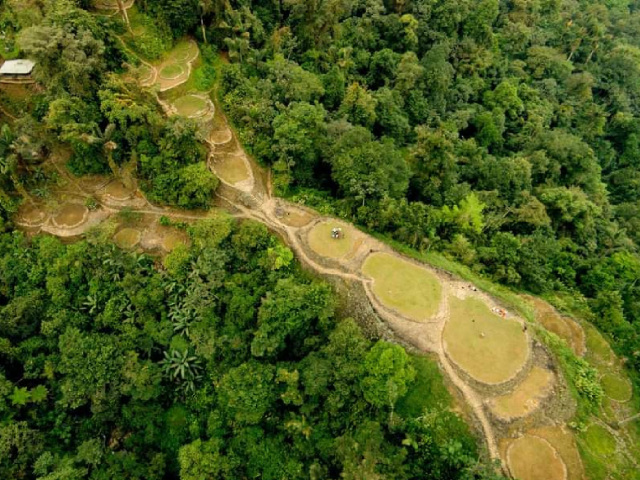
[{"left": 0, "top": 0, "right": 639, "bottom": 479}]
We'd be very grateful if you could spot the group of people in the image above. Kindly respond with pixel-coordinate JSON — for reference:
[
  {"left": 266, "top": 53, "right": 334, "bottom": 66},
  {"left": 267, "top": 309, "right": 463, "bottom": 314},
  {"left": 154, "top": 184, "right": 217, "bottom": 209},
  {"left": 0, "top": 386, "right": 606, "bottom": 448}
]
[{"left": 331, "top": 227, "right": 343, "bottom": 239}]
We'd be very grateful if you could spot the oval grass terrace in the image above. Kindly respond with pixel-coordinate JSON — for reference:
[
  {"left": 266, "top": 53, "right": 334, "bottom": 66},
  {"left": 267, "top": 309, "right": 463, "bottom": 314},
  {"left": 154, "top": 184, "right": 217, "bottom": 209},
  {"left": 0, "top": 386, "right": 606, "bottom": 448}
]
[
  {"left": 362, "top": 252, "right": 443, "bottom": 322},
  {"left": 443, "top": 296, "right": 529, "bottom": 385}
]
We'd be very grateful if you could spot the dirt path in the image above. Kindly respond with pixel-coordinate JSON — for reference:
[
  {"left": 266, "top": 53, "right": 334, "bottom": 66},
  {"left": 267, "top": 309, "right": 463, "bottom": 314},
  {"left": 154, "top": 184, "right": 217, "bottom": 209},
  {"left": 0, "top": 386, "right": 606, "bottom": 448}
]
[{"left": 25, "top": 40, "right": 582, "bottom": 475}]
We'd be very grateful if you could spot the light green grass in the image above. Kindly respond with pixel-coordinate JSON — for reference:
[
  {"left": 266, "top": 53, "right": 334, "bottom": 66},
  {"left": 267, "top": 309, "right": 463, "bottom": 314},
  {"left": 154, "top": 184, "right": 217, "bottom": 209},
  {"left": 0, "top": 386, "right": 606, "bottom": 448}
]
[
  {"left": 585, "top": 324, "right": 614, "bottom": 366},
  {"left": 582, "top": 424, "right": 617, "bottom": 457},
  {"left": 397, "top": 354, "right": 452, "bottom": 417},
  {"left": 307, "top": 221, "right": 360, "bottom": 259},
  {"left": 362, "top": 252, "right": 442, "bottom": 321},
  {"left": 601, "top": 374, "right": 632, "bottom": 402},
  {"left": 173, "top": 95, "right": 207, "bottom": 117},
  {"left": 159, "top": 63, "right": 185, "bottom": 79},
  {"left": 396, "top": 354, "right": 477, "bottom": 455},
  {"left": 444, "top": 296, "right": 529, "bottom": 384}
]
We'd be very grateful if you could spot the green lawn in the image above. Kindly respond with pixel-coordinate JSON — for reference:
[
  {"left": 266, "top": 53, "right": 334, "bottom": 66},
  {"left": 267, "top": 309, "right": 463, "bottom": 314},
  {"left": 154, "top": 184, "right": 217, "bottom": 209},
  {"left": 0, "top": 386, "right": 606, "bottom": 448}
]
[
  {"left": 173, "top": 94, "right": 208, "bottom": 117},
  {"left": 159, "top": 63, "right": 185, "bottom": 80},
  {"left": 443, "top": 296, "right": 529, "bottom": 384},
  {"left": 601, "top": 373, "right": 632, "bottom": 402},
  {"left": 362, "top": 252, "right": 442, "bottom": 321}
]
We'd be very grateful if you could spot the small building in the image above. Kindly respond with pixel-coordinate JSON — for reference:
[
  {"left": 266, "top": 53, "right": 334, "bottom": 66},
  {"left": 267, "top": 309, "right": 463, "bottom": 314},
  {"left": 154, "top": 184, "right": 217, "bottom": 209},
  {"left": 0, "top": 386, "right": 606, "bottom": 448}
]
[{"left": 0, "top": 59, "right": 36, "bottom": 83}]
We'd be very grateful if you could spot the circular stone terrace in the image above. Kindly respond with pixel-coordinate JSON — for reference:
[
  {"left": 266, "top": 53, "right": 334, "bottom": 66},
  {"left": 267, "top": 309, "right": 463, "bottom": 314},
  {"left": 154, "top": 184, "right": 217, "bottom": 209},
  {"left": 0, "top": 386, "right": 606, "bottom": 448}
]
[
  {"left": 443, "top": 294, "right": 529, "bottom": 385},
  {"left": 507, "top": 434, "right": 567, "bottom": 480},
  {"left": 362, "top": 252, "right": 443, "bottom": 322}
]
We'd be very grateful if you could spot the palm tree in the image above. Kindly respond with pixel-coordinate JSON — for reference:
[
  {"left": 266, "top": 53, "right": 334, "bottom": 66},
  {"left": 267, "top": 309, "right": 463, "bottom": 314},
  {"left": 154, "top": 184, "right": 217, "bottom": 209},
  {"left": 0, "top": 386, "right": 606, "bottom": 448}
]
[
  {"left": 81, "top": 123, "right": 122, "bottom": 180},
  {"left": 0, "top": 124, "right": 32, "bottom": 204},
  {"left": 160, "top": 349, "right": 203, "bottom": 394}
]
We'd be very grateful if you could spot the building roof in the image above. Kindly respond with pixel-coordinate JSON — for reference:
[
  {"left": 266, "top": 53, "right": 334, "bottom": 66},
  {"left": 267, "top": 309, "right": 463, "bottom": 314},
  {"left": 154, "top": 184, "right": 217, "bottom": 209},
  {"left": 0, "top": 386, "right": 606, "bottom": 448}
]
[{"left": 0, "top": 59, "right": 35, "bottom": 75}]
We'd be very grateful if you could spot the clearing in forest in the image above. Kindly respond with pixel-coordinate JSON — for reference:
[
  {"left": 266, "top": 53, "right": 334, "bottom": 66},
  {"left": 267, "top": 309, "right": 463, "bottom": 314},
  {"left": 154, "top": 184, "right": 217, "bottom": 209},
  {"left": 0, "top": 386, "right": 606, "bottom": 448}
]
[
  {"left": 443, "top": 296, "right": 528, "bottom": 384},
  {"left": 211, "top": 154, "right": 252, "bottom": 186},
  {"left": 507, "top": 434, "right": 567, "bottom": 480},
  {"left": 52, "top": 204, "right": 88, "bottom": 229},
  {"left": 114, "top": 228, "right": 142, "bottom": 249},
  {"left": 362, "top": 252, "right": 442, "bottom": 322},
  {"left": 307, "top": 220, "right": 362, "bottom": 260},
  {"left": 488, "top": 366, "right": 555, "bottom": 420},
  {"left": 601, "top": 373, "right": 632, "bottom": 402},
  {"left": 173, "top": 94, "right": 209, "bottom": 117}
]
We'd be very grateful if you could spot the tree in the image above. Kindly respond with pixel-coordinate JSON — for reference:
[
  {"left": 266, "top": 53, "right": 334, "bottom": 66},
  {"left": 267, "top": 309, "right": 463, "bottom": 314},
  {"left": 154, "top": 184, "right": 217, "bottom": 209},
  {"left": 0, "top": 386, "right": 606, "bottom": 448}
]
[
  {"left": 360, "top": 341, "right": 415, "bottom": 410},
  {"left": 330, "top": 127, "right": 410, "bottom": 205},
  {"left": 217, "top": 361, "right": 276, "bottom": 425},
  {"left": 339, "top": 83, "right": 377, "bottom": 128},
  {"left": 18, "top": 24, "right": 105, "bottom": 96}
]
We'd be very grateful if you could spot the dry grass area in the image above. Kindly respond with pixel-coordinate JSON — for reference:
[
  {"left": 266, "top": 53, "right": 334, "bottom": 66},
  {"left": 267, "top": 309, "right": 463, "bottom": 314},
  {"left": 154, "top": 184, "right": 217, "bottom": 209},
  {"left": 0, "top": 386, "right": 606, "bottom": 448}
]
[
  {"left": 279, "top": 207, "right": 315, "bottom": 228},
  {"left": 528, "top": 426, "right": 586, "bottom": 480},
  {"left": 53, "top": 204, "right": 88, "bottom": 228},
  {"left": 105, "top": 181, "right": 133, "bottom": 200},
  {"left": 212, "top": 154, "right": 251, "bottom": 185},
  {"left": 527, "top": 296, "right": 585, "bottom": 356},
  {"left": 114, "top": 228, "right": 141, "bottom": 249},
  {"left": 362, "top": 252, "right": 442, "bottom": 322},
  {"left": 489, "top": 366, "right": 554, "bottom": 420},
  {"left": 443, "top": 296, "right": 529, "bottom": 384},
  {"left": 507, "top": 434, "right": 567, "bottom": 480},
  {"left": 17, "top": 204, "right": 46, "bottom": 225},
  {"left": 307, "top": 220, "right": 362, "bottom": 259}
]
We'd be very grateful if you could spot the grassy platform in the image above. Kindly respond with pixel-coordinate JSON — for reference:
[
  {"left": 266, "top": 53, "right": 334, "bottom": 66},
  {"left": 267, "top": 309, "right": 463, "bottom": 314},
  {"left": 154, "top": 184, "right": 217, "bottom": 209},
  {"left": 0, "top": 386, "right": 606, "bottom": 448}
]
[
  {"left": 362, "top": 252, "right": 442, "bottom": 322},
  {"left": 507, "top": 435, "right": 566, "bottom": 480},
  {"left": 490, "top": 366, "right": 554, "bottom": 419},
  {"left": 307, "top": 220, "right": 362, "bottom": 259},
  {"left": 443, "top": 296, "right": 529, "bottom": 384},
  {"left": 173, "top": 94, "right": 208, "bottom": 117}
]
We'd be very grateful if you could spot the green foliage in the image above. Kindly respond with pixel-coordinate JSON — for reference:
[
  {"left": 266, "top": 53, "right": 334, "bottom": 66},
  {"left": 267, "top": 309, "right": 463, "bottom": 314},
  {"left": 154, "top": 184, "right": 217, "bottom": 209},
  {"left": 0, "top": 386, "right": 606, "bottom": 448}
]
[{"left": 361, "top": 341, "right": 416, "bottom": 409}]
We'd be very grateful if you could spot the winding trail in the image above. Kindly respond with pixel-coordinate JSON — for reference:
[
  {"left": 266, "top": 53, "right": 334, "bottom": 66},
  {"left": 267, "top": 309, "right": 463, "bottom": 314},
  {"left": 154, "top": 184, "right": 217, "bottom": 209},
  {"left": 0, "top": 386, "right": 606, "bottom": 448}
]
[{"left": 17, "top": 35, "right": 595, "bottom": 478}]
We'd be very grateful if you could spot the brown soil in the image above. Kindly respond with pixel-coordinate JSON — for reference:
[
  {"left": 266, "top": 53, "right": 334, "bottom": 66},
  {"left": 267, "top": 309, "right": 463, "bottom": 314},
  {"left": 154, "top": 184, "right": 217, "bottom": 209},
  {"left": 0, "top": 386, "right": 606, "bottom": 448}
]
[
  {"left": 277, "top": 206, "right": 315, "bottom": 228},
  {"left": 507, "top": 434, "right": 567, "bottom": 480},
  {"left": 17, "top": 204, "right": 46, "bottom": 225},
  {"left": 105, "top": 181, "right": 133, "bottom": 200},
  {"left": 52, "top": 204, "right": 88, "bottom": 228}
]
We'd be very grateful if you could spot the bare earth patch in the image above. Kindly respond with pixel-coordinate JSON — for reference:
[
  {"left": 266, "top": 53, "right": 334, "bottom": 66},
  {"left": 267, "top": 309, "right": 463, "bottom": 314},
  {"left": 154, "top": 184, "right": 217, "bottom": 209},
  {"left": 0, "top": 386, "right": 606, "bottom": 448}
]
[
  {"left": 17, "top": 204, "right": 46, "bottom": 226},
  {"left": 105, "top": 181, "right": 133, "bottom": 200},
  {"left": 52, "top": 204, "right": 89, "bottom": 228},
  {"left": 488, "top": 366, "right": 555, "bottom": 420},
  {"left": 507, "top": 434, "right": 567, "bottom": 480},
  {"left": 443, "top": 296, "right": 529, "bottom": 384},
  {"left": 307, "top": 220, "right": 363, "bottom": 260},
  {"left": 114, "top": 228, "right": 141, "bottom": 249},
  {"left": 277, "top": 206, "right": 315, "bottom": 228},
  {"left": 362, "top": 252, "right": 443, "bottom": 322}
]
